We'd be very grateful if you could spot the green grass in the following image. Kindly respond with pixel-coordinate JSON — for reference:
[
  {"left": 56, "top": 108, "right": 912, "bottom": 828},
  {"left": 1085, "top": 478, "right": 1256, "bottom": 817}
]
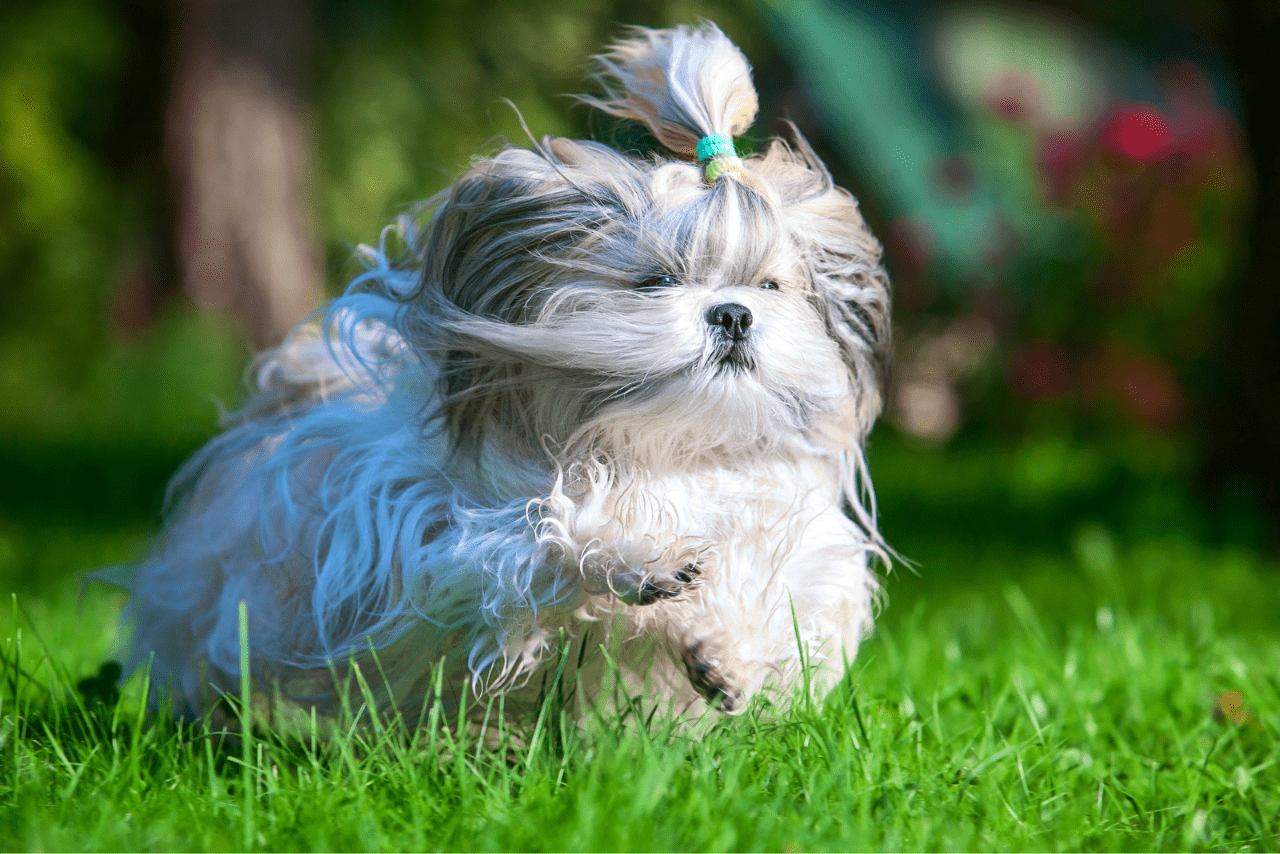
[{"left": 1, "top": 400, "right": 1277, "bottom": 850}]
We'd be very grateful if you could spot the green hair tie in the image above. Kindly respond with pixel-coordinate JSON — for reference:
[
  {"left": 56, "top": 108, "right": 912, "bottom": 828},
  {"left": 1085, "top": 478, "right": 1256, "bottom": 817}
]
[{"left": 696, "top": 133, "right": 742, "bottom": 182}]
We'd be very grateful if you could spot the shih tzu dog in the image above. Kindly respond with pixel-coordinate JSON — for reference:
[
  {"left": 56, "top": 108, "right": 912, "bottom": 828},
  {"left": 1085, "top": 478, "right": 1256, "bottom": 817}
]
[{"left": 120, "top": 22, "right": 892, "bottom": 725}]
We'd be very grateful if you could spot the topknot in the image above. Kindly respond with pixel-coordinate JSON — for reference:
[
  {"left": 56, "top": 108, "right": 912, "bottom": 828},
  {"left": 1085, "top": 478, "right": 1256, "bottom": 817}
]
[{"left": 582, "top": 22, "right": 759, "bottom": 159}]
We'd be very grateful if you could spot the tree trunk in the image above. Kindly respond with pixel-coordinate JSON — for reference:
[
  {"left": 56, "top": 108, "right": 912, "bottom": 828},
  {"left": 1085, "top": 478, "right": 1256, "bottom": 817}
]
[{"left": 167, "top": 0, "right": 322, "bottom": 350}]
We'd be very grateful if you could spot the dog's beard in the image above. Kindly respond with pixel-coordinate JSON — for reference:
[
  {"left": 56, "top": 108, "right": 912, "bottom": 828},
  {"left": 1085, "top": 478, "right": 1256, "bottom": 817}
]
[{"left": 709, "top": 329, "right": 755, "bottom": 373}]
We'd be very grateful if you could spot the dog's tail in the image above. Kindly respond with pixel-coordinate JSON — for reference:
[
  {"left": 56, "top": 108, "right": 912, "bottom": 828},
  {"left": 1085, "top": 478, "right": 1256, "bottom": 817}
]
[{"left": 582, "top": 22, "right": 758, "bottom": 162}]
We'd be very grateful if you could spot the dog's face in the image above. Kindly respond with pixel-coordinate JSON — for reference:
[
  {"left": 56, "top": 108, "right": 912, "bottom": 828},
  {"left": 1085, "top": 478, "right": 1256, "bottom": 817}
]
[{"left": 408, "top": 133, "right": 891, "bottom": 463}]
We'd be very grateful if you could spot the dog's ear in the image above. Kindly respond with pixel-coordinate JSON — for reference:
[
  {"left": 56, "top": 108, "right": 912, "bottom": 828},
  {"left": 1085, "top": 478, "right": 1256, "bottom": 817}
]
[
  {"left": 418, "top": 139, "right": 644, "bottom": 323},
  {"left": 759, "top": 130, "right": 892, "bottom": 434},
  {"left": 408, "top": 138, "right": 648, "bottom": 451}
]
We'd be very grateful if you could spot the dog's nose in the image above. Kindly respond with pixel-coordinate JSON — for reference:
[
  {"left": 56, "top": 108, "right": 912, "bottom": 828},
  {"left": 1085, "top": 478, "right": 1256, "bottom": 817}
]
[{"left": 706, "top": 303, "right": 753, "bottom": 340}]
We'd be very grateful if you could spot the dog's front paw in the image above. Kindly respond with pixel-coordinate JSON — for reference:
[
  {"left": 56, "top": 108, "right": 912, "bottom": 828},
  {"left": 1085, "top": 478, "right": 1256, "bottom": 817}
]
[
  {"left": 681, "top": 640, "right": 743, "bottom": 712},
  {"left": 635, "top": 563, "right": 701, "bottom": 605},
  {"left": 579, "top": 552, "right": 702, "bottom": 606}
]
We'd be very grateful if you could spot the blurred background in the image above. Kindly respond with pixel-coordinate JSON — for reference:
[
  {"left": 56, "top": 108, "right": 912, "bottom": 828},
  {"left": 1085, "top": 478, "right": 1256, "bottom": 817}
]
[{"left": 1, "top": 0, "right": 1277, "bottom": 614}]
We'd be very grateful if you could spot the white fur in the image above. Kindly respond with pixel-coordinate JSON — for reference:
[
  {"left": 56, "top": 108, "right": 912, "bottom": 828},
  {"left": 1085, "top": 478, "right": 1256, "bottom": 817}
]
[{"left": 118, "top": 23, "right": 893, "bottom": 724}]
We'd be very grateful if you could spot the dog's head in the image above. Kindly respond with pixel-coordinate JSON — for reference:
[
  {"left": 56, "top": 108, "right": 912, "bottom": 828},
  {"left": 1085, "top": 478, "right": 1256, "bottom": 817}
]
[{"left": 398, "top": 23, "right": 890, "bottom": 466}]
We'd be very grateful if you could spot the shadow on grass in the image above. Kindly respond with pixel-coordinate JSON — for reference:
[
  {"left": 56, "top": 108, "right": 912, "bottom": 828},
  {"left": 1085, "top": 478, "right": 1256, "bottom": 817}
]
[{"left": 0, "top": 434, "right": 200, "bottom": 528}]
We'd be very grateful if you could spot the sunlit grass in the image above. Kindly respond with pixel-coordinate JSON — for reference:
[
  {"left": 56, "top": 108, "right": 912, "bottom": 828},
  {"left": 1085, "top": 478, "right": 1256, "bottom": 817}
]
[{"left": 2, "top": 466, "right": 1276, "bottom": 851}]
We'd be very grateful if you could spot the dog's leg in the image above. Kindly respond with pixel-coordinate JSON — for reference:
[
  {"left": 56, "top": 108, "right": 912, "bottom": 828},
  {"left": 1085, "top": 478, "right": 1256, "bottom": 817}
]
[
  {"left": 668, "top": 505, "right": 879, "bottom": 712},
  {"left": 679, "top": 636, "right": 745, "bottom": 711},
  {"left": 539, "top": 468, "right": 709, "bottom": 608}
]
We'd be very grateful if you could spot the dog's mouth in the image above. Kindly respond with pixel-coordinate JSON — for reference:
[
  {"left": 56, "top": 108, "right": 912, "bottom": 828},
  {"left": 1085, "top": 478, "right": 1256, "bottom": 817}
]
[
  {"left": 712, "top": 338, "right": 756, "bottom": 373},
  {"left": 705, "top": 303, "right": 757, "bottom": 374}
]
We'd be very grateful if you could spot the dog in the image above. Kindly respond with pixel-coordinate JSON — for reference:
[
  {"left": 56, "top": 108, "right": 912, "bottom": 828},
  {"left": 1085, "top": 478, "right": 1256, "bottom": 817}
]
[{"left": 119, "top": 22, "right": 892, "bottom": 726}]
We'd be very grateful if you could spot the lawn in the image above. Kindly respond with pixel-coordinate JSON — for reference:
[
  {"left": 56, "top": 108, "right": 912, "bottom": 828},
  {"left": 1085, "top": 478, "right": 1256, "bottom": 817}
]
[{"left": 0, "top": 322, "right": 1276, "bottom": 851}]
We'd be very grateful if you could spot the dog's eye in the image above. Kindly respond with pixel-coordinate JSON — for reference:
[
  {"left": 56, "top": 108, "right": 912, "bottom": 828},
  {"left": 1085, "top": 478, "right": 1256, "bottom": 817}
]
[
  {"left": 759, "top": 280, "right": 780, "bottom": 291},
  {"left": 640, "top": 274, "right": 681, "bottom": 290}
]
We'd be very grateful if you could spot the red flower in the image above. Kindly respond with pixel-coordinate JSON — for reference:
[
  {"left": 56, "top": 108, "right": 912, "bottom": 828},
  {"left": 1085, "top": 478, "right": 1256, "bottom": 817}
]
[{"left": 1100, "top": 104, "right": 1174, "bottom": 164}]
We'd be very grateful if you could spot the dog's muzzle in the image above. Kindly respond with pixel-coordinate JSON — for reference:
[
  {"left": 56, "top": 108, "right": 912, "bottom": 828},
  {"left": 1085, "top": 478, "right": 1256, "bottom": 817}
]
[{"left": 706, "top": 302, "right": 755, "bottom": 371}]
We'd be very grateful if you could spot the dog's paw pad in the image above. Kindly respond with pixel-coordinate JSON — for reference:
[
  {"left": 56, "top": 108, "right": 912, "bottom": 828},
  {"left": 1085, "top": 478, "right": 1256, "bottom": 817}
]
[
  {"left": 681, "top": 642, "right": 742, "bottom": 712},
  {"left": 635, "top": 563, "right": 701, "bottom": 605}
]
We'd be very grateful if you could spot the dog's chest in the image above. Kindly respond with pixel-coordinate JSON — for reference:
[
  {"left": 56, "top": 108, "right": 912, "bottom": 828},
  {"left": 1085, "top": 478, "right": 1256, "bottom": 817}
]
[{"left": 553, "top": 456, "right": 841, "bottom": 560}]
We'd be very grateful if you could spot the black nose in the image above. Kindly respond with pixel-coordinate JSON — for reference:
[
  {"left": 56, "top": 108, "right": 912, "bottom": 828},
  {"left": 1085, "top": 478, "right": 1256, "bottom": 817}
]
[{"left": 706, "top": 303, "right": 753, "bottom": 341}]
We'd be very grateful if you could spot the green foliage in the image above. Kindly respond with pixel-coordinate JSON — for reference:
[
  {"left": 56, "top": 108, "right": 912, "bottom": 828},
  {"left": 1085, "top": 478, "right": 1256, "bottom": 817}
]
[
  {"left": 0, "top": 3, "right": 127, "bottom": 391},
  {"left": 0, "top": 0, "right": 768, "bottom": 439},
  {"left": 309, "top": 0, "right": 773, "bottom": 254}
]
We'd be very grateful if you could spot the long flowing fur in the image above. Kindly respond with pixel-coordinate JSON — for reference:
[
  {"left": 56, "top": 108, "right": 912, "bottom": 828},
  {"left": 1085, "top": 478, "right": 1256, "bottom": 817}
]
[{"left": 119, "top": 23, "right": 893, "bottom": 724}]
